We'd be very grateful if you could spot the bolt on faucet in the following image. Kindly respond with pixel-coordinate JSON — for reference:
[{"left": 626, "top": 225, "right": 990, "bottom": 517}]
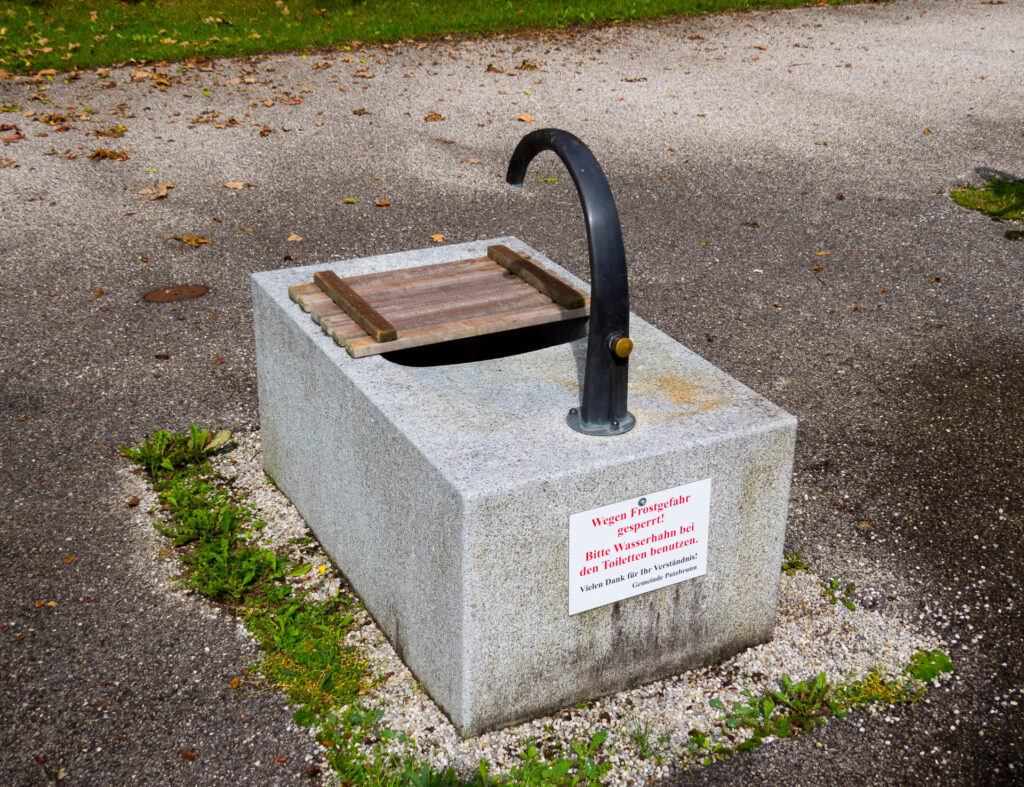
[{"left": 506, "top": 128, "right": 636, "bottom": 435}]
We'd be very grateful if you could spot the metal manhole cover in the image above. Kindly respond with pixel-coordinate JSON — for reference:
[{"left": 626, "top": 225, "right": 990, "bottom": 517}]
[{"left": 143, "top": 284, "right": 209, "bottom": 302}]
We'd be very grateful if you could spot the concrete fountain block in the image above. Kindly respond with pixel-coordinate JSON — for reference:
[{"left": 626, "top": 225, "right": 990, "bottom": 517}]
[{"left": 252, "top": 237, "right": 796, "bottom": 736}]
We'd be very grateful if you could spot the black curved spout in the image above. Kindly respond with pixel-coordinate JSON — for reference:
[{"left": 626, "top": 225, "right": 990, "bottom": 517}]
[{"left": 507, "top": 128, "right": 635, "bottom": 435}]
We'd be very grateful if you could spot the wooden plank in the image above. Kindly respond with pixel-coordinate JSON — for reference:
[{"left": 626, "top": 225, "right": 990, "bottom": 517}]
[
  {"left": 391, "top": 290, "right": 550, "bottom": 330},
  {"left": 342, "top": 256, "right": 492, "bottom": 288},
  {"left": 356, "top": 265, "right": 512, "bottom": 304},
  {"left": 487, "top": 245, "right": 586, "bottom": 309},
  {"left": 346, "top": 300, "right": 590, "bottom": 358},
  {"left": 289, "top": 282, "right": 321, "bottom": 310},
  {"left": 314, "top": 270, "right": 397, "bottom": 343},
  {"left": 365, "top": 271, "right": 527, "bottom": 314}
]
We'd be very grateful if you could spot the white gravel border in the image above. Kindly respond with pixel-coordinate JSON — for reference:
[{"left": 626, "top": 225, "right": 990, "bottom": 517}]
[{"left": 123, "top": 431, "right": 947, "bottom": 783}]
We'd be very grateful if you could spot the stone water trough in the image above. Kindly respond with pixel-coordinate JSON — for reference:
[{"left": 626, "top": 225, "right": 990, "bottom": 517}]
[{"left": 252, "top": 130, "right": 796, "bottom": 736}]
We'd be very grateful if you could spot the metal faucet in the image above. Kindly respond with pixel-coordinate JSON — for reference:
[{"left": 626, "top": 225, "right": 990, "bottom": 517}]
[{"left": 506, "top": 128, "right": 636, "bottom": 435}]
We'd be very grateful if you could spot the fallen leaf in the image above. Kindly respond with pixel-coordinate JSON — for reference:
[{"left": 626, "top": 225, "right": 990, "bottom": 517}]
[
  {"left": 92, "top": 289, "right": 106, "bottom": 299},
  {"left": 287, "top": 232, "right": 303, "bottom": 241},
  {"left": 275, "top": 756, "right": 288, "bottom": 763},
  {"left": 263, "top": 99, "right": 275, "bottom": 107},
  {"left": 852, "top": 305, "right": 863, "bottom": 312},
  {"left": 181, "top": 749, "right": 197, "bottom": 761},
  {"left": 423, "top": 111, "right": 444, "bottom": 122},
  {"left": 429, "top": 233, "right": 444, "bottom": 243},
  {"left": 810, "top": 263, "right": 824, "bottom": 272},
  {"left": 517, "top": 113, "right": 534, "bottom": 122},
  {"left": 342, "top": 197, "right": 357, "bottom": 204},
  {"left": 137, "top": 188, "right": 153, "bottom": 195},
  {"left": 772, "top": 303, "right": 784, "bottom": 308},
  {"left": 224, "top": 181, "right": 245, "bottom": 189},
  {"left": 929, "top": 277, "right": 941, "bottom": 284},
  {"left": 352, "top": 107, "right": 369, "bottom": 116},
  {"left": 375, "top": 200, "right": 390, "bottom": 207},
  {"left": 923, "top": 128, "right": 932, "bottom": 134},
  {"left": 150, "top": 182, "right": 175, "bottom": 200},
  {"left": 214, "top": 358, "right": 224, "bottom": 365},
  {"left": 47, "top": 601, "right": 57, "bottom": 607},
  {"left": 699, "top": 240, "right": 710, "bottom": 246},
  {"left": 815, "top": 251, "right": 830, "bottom": 256},
  {"left": 62, "top": 556, "right": 76, "bottom": 563},
  {"left": 89, "top": 148, "right": 129, "bottom": 161},
  {"left": 172, "top": 235, "right": 212, "bottom": 247},
  {"left": 230, "top": 677, "right": 240, "bottom": 689},
  {"left": 126, "top": 496, "right": 140, "bottom": 507}
]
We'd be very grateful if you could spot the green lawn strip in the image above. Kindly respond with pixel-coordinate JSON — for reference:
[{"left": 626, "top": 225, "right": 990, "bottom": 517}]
[
  {"left": 950, "top": 178, "right": 1024, "bottom": 223},
  {"left": 122, "top": 427, "right": 616, "bottom": 785},
  {"left": 3, "top": 0, "right": 875, "bottom": 74}
]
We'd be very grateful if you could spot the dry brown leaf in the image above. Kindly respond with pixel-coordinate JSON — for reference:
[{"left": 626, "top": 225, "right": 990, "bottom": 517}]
[
  {"left": 89, "top": 148, "right": 129, "bottom": 161},
  {"left": 173, "top": 235, "right": 212, "bottom": 247},
  {"left": 429, "top": 233, "right": 444, "bottom": 243},
  {"left": 815, "top": 251, "right": 830, "bottom": 256},
  {"left": 230, "top": 677, "right": 240, "bottom": 689},
  {"left": 150, "top": 182, "right": 175, "bottom": 200},
  {"left": 517, "top": 113, "right": 534, "bottom": 122},
  {"left": 375, "top": 200, "right": 390, "bottom": 207},
  {"left": 224, "top": 181, "right": 245, "bottom": 190},
  {"left": 424, "top": 112, "right": 444, "bottom": 122},
  {"left": 287, "top": 232, "right": 303, "bottom": 242}
]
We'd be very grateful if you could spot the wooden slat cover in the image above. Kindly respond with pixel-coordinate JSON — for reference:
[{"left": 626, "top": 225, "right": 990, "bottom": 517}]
[{"left": 291, "top": 252, "right": 588, "bottom": 357}]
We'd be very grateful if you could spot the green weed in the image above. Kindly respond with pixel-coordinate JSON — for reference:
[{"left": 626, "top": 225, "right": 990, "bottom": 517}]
[
  {"left": 699, "top": 650, "right": 953, "bottom": 759},
  {"left": 821, "top": 578, "right": 856, "bottom": 611},
  {"left": 906, "top": 649, "right": 954, "bottom": 682},
  {"left": 782, "top": 550, "right": 813, "bottom": 575},
  {"left": 950, "top": 178, "right": 1024, "bottom": 222},
  {"left": 507, "top": 730, "right": 612, "bottom": 786},
  {"left": 628, "top": 721, "right": 654, "bottom": 759}
]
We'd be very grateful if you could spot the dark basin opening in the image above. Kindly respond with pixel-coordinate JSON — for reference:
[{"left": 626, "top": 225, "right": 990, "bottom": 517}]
[{"left": 382, "top": 318, "right": 587, "bottom": 367}]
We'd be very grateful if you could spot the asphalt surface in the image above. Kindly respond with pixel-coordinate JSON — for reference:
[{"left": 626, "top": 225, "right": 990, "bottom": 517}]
[{"left": 1, "top": 0, "right": 1022, "bottom": 783}]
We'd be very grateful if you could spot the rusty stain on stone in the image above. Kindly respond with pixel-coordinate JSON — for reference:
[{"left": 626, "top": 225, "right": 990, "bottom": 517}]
[{"left": 144, "top": 284, "right": 209, "bottom": 303}]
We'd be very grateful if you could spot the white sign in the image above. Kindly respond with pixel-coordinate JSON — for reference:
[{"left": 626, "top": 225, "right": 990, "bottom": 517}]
[{"left": 568, "top": 479, "right": 711, "bottom": 615}]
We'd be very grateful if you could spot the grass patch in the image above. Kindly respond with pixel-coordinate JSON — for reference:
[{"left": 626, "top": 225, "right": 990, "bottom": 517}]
[
  {"left": 121, "top": 428, "right": 368, "bottom": 751},
  {"left": 4, "top": 0, "right": 874, "bottom": 74},
  {"left": 950, "top": 178, "right": 1024, "bottom": 223},
  {"left": 122, "top": 426, "right": 618, "bottom": 785}
]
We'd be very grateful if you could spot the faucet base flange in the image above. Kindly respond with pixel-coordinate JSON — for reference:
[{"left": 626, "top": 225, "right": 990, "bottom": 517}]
[{"left": 566, "top": 408, "right": 636, "bottom": 436}]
